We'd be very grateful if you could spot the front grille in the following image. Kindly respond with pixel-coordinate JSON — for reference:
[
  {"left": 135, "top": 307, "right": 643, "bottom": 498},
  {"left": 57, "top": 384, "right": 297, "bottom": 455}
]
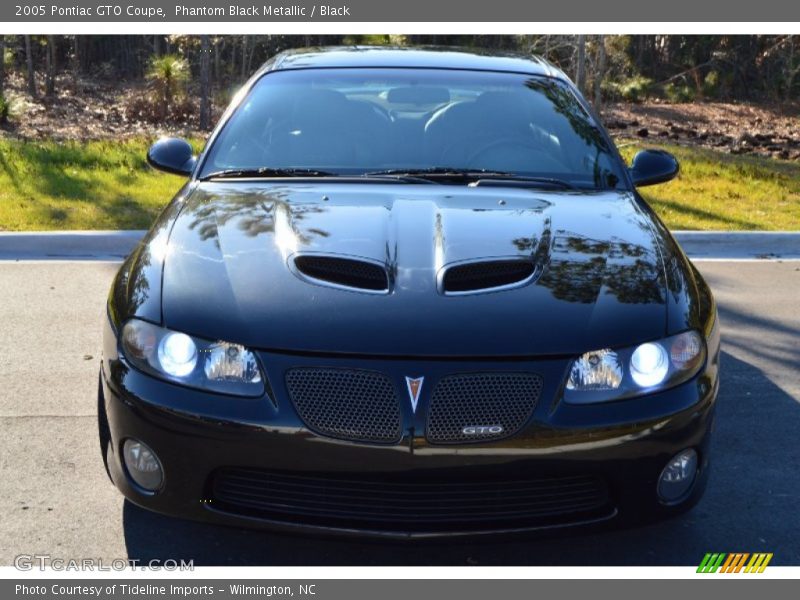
[
  {"left": 442, "top": 259, "right": 536, "bottom": 293},
  {"left": 210, "top": 468, "right": 611, "bottom": 532},
  {"left": 427, "top": 373, "right": 542, "bottom": 444},
  {"left": 293, "top": 255, "right": 389, "bottom": 292},
  {"left": 285, "top": 368, "right": 402, "bottom": 444}
]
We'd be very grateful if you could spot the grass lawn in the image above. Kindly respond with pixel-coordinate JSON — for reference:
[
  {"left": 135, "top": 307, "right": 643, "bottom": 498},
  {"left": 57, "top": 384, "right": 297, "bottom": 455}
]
[
  {"left": 0, "top": 138, "right": 198, "bottom": 231},
  {"left": 618, "top": 141, "right": 800, "bottom": 230},
  {"left": 0, "top": 137, "right": 798, "bottom": 231}
]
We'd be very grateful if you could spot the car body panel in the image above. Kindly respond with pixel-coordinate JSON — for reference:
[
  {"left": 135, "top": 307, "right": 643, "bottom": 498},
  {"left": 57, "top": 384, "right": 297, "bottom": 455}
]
[
  {"left": 120, "top": 182, "right": 674, "bottom": 358},
  {"left": 266, "top": 47, "right": 559, "bottom": 77}
]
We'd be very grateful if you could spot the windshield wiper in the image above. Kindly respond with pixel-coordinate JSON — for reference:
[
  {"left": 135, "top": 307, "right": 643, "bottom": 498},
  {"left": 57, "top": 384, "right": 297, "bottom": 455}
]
[
  {"left": 363, "top": 167, "right": 492, "bottom": 178},
  {"left": 362, "top": 168, "right": 578, "bottom": 189},
  {"left": 470, "top": 173, "right": 578, "bottom": 190},
  {"left": 358, "top": 170, "right": 443, "bottom": 184},
  {"left": 200, "top": 167, "right": 337, "bottom": 181},
  {"left": 201, "top": 166, "right": 580, "bottom": 189}
]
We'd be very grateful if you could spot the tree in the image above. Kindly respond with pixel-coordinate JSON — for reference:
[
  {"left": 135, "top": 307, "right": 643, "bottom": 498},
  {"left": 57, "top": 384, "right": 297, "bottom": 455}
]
[
  {"left": 24, "top": 35, "right": 36, "bottom": 97},
  {"left": 783, "top": 36, "right": 800, "bottom": 98},
  {"left": 45, "top": 35, "right": 56, "bottom": 97},
  {"left": 575, "top": 35, "right": 587, "bottom": 93},
  {"left": 213, "top": 37, "right": 223, "bottom": 81},
  {"left": 199, "top": 35, "right": 211, "bottom": 130},
  {"left": 594, "top": 35, "right": 607, "bottom": 110},
  {"left": 0, "top": 35, "right": 5, "bottom": 95},
  {"left": 241, "top": 35, "right": 248, "bottom": 80}
]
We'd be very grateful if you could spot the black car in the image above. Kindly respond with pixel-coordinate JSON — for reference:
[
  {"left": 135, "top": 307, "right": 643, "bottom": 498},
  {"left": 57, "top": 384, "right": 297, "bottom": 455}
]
[{"left": 99, "top": 47, "right": 720, "bottom": 539}]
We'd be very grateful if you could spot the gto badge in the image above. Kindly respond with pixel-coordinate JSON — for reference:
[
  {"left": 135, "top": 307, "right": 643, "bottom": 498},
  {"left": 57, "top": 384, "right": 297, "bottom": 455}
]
[
  {"left": 462, "top": 425, "right": 504, "bottom": 436},
  {"left": 405, "top": 376, "right": 424, "bottom": 413}
]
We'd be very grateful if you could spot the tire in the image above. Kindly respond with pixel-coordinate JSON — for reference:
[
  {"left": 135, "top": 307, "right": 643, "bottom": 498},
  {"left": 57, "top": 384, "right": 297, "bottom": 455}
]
[{"left": 97, "top": 372, "right": 113, "bottom": 483}]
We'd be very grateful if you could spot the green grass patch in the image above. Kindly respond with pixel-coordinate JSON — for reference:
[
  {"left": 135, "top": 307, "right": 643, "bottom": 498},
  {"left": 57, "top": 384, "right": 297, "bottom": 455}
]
[
  {"left": 0, "top": 137, "right": 798, "bottom": 231},
  {"left": 0, "top": 138, "right": 201, "bottom": 231},
  {"left": 618, "top": 141, "right": 800, "bottom": 230}
]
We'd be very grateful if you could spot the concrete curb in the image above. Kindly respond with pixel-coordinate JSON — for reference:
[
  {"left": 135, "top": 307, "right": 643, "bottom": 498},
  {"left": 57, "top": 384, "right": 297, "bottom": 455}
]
[
  {"left": 0, "top": 230, "right": 798, "bottom": 261},
  {"left": 671, "top": 231, "right": 800, "bottom": 260},
  {"left": 0, "top": 230, "right": 147, "bottom": 261}
]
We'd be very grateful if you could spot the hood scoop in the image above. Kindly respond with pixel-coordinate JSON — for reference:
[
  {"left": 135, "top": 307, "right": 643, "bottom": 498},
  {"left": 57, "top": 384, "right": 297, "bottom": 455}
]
[
  {"left": 292, "top": 254, "right": 390, "bottom": 293},
  {"left": 439, "top": 259, "right": 539, "bottom": 295}
]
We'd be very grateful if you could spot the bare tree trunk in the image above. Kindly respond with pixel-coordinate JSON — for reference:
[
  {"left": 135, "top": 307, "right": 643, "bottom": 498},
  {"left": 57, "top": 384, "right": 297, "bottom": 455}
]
[
  {"left": 74, "top": 35, "right": 83, "bottom": 75},
  {"left": 245, "top": 37, "right": 255, "bottom": 75},
  {"left": 786, "top": 36, "right": 796, "bottom": 99},
  {"left": 25, "top": 35, "right": 36, "bottom": 98},
  {"left": 45, "top": 35, "right": 56, "bottom": 97},
  {"left": 154, "top": 34, "right": 161, "bottom": 57},
  {"left": 241, "top": 35, "right": 248, "bottom": 80},
  {"left": 71, "top": 35, "right": 80, "bottom": 78},
  {"left": 575, "top": 35, "right": 586, "bottom": 93},
  {"left": 0, "top": 36, "right": 5, "bottom": 95},
  {"left": 594, "top": 34, "right": 606, "bottom": 111},
  {"left": 200, "top": 35, "right": 211, "bottom": 130},
  {"left": 213, "top": 38, "right": 221, "bottom": 82}
]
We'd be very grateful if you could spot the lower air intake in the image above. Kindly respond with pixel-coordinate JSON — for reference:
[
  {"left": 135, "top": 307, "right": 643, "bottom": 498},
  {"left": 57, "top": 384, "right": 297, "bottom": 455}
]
[{"left": 210, "top": 468, "right": 611, "bottom": 533}]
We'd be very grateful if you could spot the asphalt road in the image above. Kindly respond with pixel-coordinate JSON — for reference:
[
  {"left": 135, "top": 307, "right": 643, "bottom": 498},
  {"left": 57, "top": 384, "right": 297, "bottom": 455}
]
[{"left": 0, "top": 260, "right": 798, "bottom": 566}]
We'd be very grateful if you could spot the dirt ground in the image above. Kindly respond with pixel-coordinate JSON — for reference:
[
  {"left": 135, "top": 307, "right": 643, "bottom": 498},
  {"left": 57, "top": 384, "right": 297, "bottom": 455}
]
[
  {"left": 604, "top": 100, "right": 800, "bottom": 160},
  {"left": 0, "top": 73, "right": 211, "bottom": 141},
  {"left": 2, "top": 72, "right": 799, "bottom": 160}
]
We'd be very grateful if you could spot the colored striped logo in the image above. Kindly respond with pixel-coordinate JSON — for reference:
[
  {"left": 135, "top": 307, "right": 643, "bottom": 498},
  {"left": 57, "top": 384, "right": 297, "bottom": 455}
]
[{"left": 697, "top": 553, "right": 773, "bottom": 573}]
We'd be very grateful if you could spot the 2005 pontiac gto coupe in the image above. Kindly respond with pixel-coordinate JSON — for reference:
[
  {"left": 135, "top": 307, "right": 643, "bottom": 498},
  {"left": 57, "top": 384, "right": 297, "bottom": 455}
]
[{"left": 99, "top": 47, "right": 720, "bottom": 538}]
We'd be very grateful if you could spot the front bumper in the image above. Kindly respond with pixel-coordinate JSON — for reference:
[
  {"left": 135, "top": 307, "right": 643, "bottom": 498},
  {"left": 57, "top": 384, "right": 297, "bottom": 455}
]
[{"left": 100, "top": 320, "right": 720, "bottom": 539}]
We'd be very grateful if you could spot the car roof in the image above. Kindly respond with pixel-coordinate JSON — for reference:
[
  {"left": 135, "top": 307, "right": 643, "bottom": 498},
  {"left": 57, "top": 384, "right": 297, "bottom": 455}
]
[{"left": 259, "top": 46, "right": 565, "bottom": 80}]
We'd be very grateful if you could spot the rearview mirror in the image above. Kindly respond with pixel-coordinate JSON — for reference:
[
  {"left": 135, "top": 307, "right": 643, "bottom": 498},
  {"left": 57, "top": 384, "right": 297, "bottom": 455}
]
[
  {"left": 146, "top": 137, "right": 196, "bottom": 176},
  {"left": 629, "top": 149, "right": 679, "bottom": 187}
]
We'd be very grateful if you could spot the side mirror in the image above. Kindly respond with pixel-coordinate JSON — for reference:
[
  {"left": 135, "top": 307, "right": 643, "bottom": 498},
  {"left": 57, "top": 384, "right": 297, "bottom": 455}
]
[
  {"left": 629, "top": 149, "right": 679, "bottom": 187},
  {"left": 146, "top": 137, "right": 196, "bottom": 176}
]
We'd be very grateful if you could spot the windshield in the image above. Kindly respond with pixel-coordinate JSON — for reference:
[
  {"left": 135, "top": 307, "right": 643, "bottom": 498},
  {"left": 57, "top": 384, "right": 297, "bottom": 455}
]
[{"left": 200, "top": 68, "right": 626, "bottom": 189}]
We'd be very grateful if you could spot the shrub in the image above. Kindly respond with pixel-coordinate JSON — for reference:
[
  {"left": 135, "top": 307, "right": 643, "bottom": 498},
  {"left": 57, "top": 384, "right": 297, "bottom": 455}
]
[
  {"left": 169, "top": 95, "right": 198, "bottom": 123},
  {"left": 146, "top": 54, "right": 190, "bottom": 111},
  {"left": 0, "top": 94, "right": 11, "bottom": 124},
  {"left": 124, "top": 92, "right": 197, "bottom": 125},
  {"left": 3, "top": 47, "right": 13, "bottom": 70},
  {"left": 702, "top": 70, "right": 720, "bottom": 98},
  {"left": 214, "top": 86, "right": 237, "bottom": 109},
  {"left": 603, "top": 75, "right": 653, "bottom": 102},
  {"left": 663, "top": 82, "right": 696, "bottom": 103}
]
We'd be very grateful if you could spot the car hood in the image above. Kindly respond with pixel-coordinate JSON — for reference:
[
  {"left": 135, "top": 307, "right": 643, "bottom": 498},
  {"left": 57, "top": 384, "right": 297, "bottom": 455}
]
[{"left": 156, "top": 182, "right": 669, "bottom": 357}]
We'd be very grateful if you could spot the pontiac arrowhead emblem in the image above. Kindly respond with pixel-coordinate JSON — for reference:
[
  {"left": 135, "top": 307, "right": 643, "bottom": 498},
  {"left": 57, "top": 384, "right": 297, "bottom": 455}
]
[{"left": 405, "top": 376, "right": 424, "bottom": 413}]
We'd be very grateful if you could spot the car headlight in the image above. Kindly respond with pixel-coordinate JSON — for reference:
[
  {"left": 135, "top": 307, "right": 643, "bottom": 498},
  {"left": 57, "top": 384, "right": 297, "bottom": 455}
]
[
  {"left": 565, "top": 330, "right": 705, "bottom": 404},
  {"left": 120, "top": 318, "right": 264, "bottom": 397}
]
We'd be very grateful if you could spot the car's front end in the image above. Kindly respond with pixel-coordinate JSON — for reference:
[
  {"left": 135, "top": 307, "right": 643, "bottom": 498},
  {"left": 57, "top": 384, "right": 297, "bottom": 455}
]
[
  {"left": 99, "top": 47, "right": 721, "bottom": 539},
  {"left": 99, "top": 184, "right": 720, "bottom": 539},
  {"left": 100, "top": 354, "right": 718, "bottom": 539}
]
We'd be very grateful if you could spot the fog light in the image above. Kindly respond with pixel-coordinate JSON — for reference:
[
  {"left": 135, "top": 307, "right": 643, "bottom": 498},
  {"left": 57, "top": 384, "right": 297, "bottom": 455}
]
[
  {"left": 657, "top": 448, "right": 698, "bottom": 502},
  {"left": 123, "top": 439, "right": 163, "bottom": 491}
]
